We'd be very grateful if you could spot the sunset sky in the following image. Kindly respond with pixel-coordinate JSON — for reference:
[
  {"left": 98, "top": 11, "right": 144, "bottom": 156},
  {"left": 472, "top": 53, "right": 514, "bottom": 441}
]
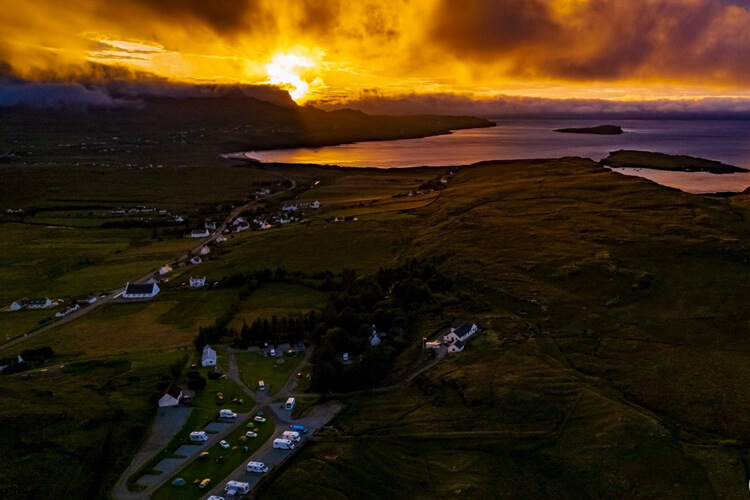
[{"left": 2, "top": 0, "right": 750, "bottom": 109}]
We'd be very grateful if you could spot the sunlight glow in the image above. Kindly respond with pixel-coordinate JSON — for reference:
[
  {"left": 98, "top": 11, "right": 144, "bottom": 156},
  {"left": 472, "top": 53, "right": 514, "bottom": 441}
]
[{"left": 265, "top": 52, "right": 321, "bottom": 102}]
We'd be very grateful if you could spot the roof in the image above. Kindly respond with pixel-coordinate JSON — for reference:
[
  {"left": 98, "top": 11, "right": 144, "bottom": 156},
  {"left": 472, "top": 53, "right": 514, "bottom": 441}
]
[
  {"left": 163, "top": 383, "right": 182, "bottom": 399},
  {"left": 27, "top": 298, "right": 49, "bottom": 305},
  {"left": 453, "top": 339, "right": 466, "bottom": 349},
  {"left": 454, "top": 323, "right": 473, "bottom": 337},
  {"left": 125, "top": 282, "right": 157, "bottom": 295}
]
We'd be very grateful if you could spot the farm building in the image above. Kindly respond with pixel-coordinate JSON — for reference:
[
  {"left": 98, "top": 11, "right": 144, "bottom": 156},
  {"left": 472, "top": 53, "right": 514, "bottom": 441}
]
[
  {"left": 158, "top": 383, "right": 183, "bottom": 407},
  {"left": 191, "top": 228, "right": 210, "bottom": 238},
  {"left": 369, "top": 325, "right": 387, "bottom": 346},
  {"left": 123, "top": 282, "right": 160, "bottom": 299},
  {"left": 202, "top": 345, "right": 217, "bottom": 367}
]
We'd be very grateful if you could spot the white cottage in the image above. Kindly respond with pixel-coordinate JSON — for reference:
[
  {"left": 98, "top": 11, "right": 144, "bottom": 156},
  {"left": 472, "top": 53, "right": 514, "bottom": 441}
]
[
  {"left": 189, "top": 276, "right": 206, "bottom": 288},
  {"left": 191, "top": 228, "right": 210, "bottom": 238},
  {"left": 202, "top": 345, "right": 217, "bottom": 367},
  {"left": 123, "top": 282, "right": 160, "bottom": 299},
  {"left": 443, "top": 323, "right": 478, "bottom": 345},
  {"left": 158, "top": 383, "right": 183, "bottom": 407}
]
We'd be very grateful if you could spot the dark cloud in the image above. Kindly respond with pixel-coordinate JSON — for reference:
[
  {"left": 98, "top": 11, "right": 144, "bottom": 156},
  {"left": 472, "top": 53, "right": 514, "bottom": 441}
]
[
  {"left": 428, "top": 0, "right": 750, "bottom": 85},
  {"left": 297, "top": 0, "right": 341, "bottom": 36},
  {"left": 105, "top": 0, "right": 272, "bottom": 36},
  {"left": 430, "top": 0, "right": 557, "bottom": 57}
]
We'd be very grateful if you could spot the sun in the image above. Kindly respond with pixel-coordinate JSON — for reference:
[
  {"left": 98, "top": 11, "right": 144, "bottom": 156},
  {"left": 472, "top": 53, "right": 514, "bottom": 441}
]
[{"left": 265, "top": 52, "right": 321, "bottom": 102}]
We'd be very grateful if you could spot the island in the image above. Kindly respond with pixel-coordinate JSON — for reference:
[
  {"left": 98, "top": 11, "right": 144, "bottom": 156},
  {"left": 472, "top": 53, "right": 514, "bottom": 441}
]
[
  {"left": 554, "top": 124, "right": 623, "bottom": 135},
  {"left": 602, "top": 149, "right": 747, "bottom": 174}
]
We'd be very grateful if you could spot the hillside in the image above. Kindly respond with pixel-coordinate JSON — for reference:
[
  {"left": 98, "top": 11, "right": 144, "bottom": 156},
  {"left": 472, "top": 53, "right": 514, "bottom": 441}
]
[{"left": 0, "top": 91, "right": 493, "bottom": 167}]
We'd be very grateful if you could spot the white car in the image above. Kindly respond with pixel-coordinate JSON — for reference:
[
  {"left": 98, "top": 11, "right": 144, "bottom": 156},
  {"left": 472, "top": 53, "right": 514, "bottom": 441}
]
[
  {"left": 245, "top": 431, "right": 258, "bottom": 438},
  {"left": 254, "top": 416, "right": 266, "bottom": 423},
  {"left": 219, "top": 440, "right": 229, "bottom": 449},
  {"left": 269, "top": 348, "right": 276, "bottom": 357}
]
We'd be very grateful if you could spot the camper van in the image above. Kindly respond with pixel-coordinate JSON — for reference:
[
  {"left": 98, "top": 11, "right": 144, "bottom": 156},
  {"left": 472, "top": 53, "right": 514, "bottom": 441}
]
[
  {"left": 285, "top": 397, "right": 295, "bottom": 411},
  {"left": 282, "top": 430, "right": 301, "bottom": 442},
  {"left": 189, "top": 431, "right": 208, "bottom": 442},
  {"left": 273, "top": 438, "right": 295, "bottom": 450},
  {"left": 247, "top": 461, "right": 269, "bottom": 473},
  {"left": 224, "top": 481, "right": 250, "bottom": 495},
  {"left": 219, "top": 409, "right": 237, "bottom": 418},
  {"left": 290, "top": 424, "right": 308, "bottom": 434},
  {"left": 258, "top": 380, "right": 265, "bottom": 391}
]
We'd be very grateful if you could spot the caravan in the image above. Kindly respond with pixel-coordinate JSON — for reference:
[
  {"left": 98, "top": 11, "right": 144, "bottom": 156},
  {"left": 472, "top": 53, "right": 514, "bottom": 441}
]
[
  {"left": 282, "top": 430, "right": 301, "bottom": 442},
  {"left": 189, "top": 431, "right": 208, "bottom": 442},
  {"left": 273, "top": 438, "right": 295, "bottom": 450},
  {"left": 285, "top": 397, "right": 295, "bottom": 411},
  {"left": 224, "top": 481, "right": 250, "bottom": 495},
  {"left": 247, "top": 461, "right": 269, "bottom": 473}
]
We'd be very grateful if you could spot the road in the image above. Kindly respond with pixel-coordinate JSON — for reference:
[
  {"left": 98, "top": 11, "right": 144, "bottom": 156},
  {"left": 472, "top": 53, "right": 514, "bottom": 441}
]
[{"left": 0, "top": 171, "right": 297, "bottom": 353}]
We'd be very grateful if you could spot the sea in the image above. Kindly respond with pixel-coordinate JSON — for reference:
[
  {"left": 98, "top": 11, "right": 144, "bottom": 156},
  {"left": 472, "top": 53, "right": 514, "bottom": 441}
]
[{"left": 238, "top": 119, "right": 750, "bottom": 194}]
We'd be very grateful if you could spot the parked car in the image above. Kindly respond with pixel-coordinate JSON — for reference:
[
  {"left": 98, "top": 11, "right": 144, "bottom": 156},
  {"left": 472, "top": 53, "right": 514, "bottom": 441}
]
[
  {"left": 245, "top": 431, "right": 258, "bottom": 438},
  {"left": 199, "top": 478, "right": 211, "bottom": 489},
  {"left": 254, "top": 416, "right": 266, "bottom": 423},
  {"left": 199, "top": 452, "right": 209, "bottom": 460},
  {"left": 269, "top": 348, "right": 276, "bottom": 357},
  {"left": 219, "top": 440, "right": 229, "bottom": 449}
]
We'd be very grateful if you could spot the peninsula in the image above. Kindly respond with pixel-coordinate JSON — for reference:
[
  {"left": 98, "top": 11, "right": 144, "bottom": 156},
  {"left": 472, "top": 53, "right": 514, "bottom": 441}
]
[{"left": 602, "top": 150, "right": 747, "bottom": 174}]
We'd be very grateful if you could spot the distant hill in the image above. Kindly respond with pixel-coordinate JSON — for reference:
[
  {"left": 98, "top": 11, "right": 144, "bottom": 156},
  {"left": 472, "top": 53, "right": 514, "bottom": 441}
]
[{"left": 0, "top": 90, "right": 494, "bottom": 163}]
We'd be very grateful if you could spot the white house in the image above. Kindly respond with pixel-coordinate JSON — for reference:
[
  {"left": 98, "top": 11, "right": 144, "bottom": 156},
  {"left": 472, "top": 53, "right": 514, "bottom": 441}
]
[
  {"left": 123, "top": 282, "right": 160, "bottom": 299},
  {"left": 370, "top": 325, "right": 386, "bottom": 346},
  {"left": 202, "top": 345, "right": 217, "bottom": 367},
  {"left": 443, "top": 323, "right": 478, "bottom": 345},
  {"left": 9, "top": 300, "right": 25, "bottom": 311},
  {"left": 158, "top": 383, "right": 183, "bottom": 407},
  {"left": 10, "top": 298, "right": 54, "bottom": 310},
  {"left": 190, "top": 256, "right": 202, "bottom": 265},
  {"left": 447, "top": 339, "right": 466, "bottom": 353},
  {"left": 191, "top": 228, "right": 209, "bottom": 238},
  {"left": 199, "top": 245, "right": 211, "bottom": 256},
  {"left": 190, "top": 276, "right": 206, "bottom": 288},
  {"left": 158, "top": 265, "right": 173, "bottom": 275}
]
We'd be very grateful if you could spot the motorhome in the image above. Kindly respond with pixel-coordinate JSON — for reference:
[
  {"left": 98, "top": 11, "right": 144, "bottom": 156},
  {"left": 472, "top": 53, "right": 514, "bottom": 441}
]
[
  {"left": 273, "top": 438, "right": 295, "bottom": 450},
  {"left": 285, "top": 397, "right": 295, "bottom": 411},
  {"left": 189, "top": 431, "right": 208, "bottom": 442},
  {"left": 247, "top": 461, "right": 269, "bottom": 473},
  {"left": 282, "top": 430, "right": 301, "bottom": 442},
  {"left": 258, "top": 380, "right": 265, "bottom": 391},
  {"left": 224, "top": 481, "right": 250, "bottom": 495},
  {"left": 219, "top": 409, "right": 237, "bottom": 418}
]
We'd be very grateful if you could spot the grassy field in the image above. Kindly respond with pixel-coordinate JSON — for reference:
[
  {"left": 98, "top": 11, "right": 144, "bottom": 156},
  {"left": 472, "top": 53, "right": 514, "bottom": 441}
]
[
  {"left": 151, "top": 415, "right": 275, "bottom": 500},
  {"left": 0, "top": 350, "right": 185, "bottom": 500},
  {"left": 234, "top": 351, "right": 305, "bottom": 397},
  {"left": 7, "top": 154, "right": 750, "bottom": 498},
  {"left": 230, "top": 283, "right": 329, "bottom": 331}
]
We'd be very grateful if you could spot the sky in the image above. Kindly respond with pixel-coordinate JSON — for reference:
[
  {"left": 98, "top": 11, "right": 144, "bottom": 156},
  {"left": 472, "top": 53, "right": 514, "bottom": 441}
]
[{"left": 1, "top": 0, "right": 750, "bottom": 111}]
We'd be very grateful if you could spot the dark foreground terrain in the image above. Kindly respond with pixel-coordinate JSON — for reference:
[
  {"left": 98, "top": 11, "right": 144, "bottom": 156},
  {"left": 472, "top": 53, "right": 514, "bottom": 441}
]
[{"left": 2, "top": 128, "right": 750, "bottom": 498}]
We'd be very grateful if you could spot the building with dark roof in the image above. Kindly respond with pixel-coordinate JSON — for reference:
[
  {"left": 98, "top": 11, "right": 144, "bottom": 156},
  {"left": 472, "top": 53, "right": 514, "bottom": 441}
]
[
  {"left": 123, "top": 282, "right": 160, "bottom": 299},
  {"left": 158, "top": 383, "right": 183, "bottom": 407}
]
